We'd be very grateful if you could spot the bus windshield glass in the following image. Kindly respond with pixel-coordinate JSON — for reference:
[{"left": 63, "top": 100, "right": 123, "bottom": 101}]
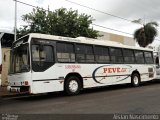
[{"left": 10, "top": 44, "right": 30, "bottom": 73}]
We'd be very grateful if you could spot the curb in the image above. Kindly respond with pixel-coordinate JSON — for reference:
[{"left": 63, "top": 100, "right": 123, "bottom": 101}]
[
  {"left": 0, "top": 86, "right": 21, "bottom": 98},
  {"left": 1, "top": 93, "right": 21, "bottom": 98},
  {"left": 1, "top": 93, "right": 31, "bottom": 99}
]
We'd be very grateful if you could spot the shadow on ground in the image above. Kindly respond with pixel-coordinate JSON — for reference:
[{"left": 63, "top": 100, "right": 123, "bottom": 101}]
[{"left": 3, "top": 79, "right": 159, "bottom": 102}]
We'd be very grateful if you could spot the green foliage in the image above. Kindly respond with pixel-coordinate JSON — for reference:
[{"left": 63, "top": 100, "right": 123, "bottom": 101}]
[
  {"left": 133, "top": 21, "right": 158, "bottom": 47},
  {"left": 17, "top": 7, "right": 101, "bottom": 39}
]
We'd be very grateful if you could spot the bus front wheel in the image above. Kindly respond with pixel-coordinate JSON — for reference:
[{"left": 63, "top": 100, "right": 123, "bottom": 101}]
[
  {"left": 64, "top": 76, "right": 81, "bottom": 95},
  {"left": 131, "top": 73, "right": 140, "bottom": 87}
]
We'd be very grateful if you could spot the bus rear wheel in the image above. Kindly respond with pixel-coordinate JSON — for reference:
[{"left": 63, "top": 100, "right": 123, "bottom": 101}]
[
  {"left": 131, "top": 73, "right": 140, "bottom": 87},
  {"left": 64, "top": 76, "right": 81, "bottom": 95}
]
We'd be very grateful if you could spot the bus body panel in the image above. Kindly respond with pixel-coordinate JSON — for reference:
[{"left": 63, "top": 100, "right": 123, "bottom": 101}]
[
  {"left": 29, "top": 63, "right": 155, "bottom": 94},
  {"left": 31, "top": 66, "right": 64, "bottom": 94},
  {"left": 32, "top": 80, "right": 64, "bottom": 94},
  {"left": 8, "top": 72, "right": 32, "bottom": 93}
]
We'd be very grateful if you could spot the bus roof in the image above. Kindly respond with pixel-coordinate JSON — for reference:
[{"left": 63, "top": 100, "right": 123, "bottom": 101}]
[{"left": 22, "top": 33, "right": 153, "bottom": 51}]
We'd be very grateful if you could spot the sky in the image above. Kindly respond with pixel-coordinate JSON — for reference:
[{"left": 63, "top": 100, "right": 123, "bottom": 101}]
[{"left": 0, "top": 0, "right": 160, "bottom": 46}]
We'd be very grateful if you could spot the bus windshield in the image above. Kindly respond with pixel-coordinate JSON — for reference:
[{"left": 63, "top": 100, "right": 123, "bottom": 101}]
[{"left": 10, "top": 44, "right": 30, "bottom": 74}]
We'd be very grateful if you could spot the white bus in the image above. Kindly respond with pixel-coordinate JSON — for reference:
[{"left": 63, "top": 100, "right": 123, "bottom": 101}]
[{"left": 7, "top": 33, "right": 156, "bottom": 95}]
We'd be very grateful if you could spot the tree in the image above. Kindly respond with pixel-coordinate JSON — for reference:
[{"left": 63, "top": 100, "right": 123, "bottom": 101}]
[
  {"left": 17, "top": 7, "right": 101, "bottom": 39},
  {"left": 133, "top": 19, "right": 158, "bottom": 47}
]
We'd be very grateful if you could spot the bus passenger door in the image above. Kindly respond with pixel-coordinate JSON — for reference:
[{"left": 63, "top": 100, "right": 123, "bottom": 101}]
[{"left": 31, "top": 42, "right": 60, "bottom": 93}]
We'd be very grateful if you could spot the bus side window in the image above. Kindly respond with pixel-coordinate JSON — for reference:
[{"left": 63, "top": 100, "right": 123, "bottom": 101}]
[
  {"left": 134, "top": 51, "right": 145, "bottom": 64},
  {"left": 85, "top": 45, "right": 94, "bottom": 63},
  {"left": 94, "top": 46, "right": 110, "bottom": 63},
  {"left": 110, "top": 47, "right": 123, "bottom": 63},
  {"left": 32, "top": 44, "right": 54, "bottom": 72},
  {"left": 144, "top": 51, "right": 154, "bottom": 64},
  {"left": 76, "top": 44, "right": 94, "bottom": 63},
  {"left": 57, "top": 42, "right": 75, "bottom": 62},
  {"left": 76, "top": 44, "right": 86, "bottom": 63},
  {"left": 123, "top": 49, "right": 135, "bottom": 64}
]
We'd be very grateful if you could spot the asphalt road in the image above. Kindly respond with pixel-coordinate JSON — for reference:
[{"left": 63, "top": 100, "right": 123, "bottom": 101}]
[{"left": 1, "top": 81, "right": 160, "bottom": 115}]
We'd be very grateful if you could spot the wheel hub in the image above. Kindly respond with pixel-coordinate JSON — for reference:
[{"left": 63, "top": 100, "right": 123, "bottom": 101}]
[
  {"left": 133, "top": 76, "right": 139, "bottom": 85},
  {"left": 69, "top": 80, "right": 78, "bottom": 92}
]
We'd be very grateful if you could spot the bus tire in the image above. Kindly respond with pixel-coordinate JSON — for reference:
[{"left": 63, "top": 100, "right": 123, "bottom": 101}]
[
  {"left": 64, "top": 76, "right": 81, "bottom": 95},
  {"left": 131, "top": 73, "right": 140, "bottom": 87}
]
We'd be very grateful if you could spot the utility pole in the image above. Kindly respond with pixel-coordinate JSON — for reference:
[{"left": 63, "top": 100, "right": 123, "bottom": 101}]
[{"left": 14, "top": 0, "right": 17, "bottom": 41}]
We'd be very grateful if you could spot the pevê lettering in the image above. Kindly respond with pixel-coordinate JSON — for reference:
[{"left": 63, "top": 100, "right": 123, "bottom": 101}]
[{"left": 103, "top": 67, "right": 127, "bottom": 73}]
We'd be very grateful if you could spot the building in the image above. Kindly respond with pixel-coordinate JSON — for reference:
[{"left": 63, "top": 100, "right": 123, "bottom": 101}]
[
  {"left": 0, "top": 31, "right": 14, "bottom": 86},
  {"left": 98, "top": 31, "right": 135, "bottom": 46}
]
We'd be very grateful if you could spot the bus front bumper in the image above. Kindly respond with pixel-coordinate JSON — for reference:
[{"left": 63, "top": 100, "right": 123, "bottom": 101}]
[{"left": 7, "top": 86, "right": 30, "bottom": 93}]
